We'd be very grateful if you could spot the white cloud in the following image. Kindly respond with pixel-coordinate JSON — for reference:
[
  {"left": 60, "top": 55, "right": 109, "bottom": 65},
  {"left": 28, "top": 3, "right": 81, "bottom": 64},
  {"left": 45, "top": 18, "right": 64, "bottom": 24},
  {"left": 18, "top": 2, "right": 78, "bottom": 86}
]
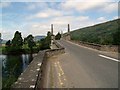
[
  {"left": 1, "top": 1, "right": 118, "bottom": 40},
  {"left": 101, "top": 3, "right": 118, "bottom": 13},
  {"left": 0, "top": 28, "right": 14, "bottom": 40},
  {"left": 61, "top": 1, "right": 118, "bottom": 13},
  {"left": 113, "top": 16, "right": 118, "bottom": 19},
  {"left": 61, "top": 1, "right": 104, "bottom": 12},
  {"left": 97, "top": 17, "right": 106, "bottom": 22},
  {"left": 0, "top": 2, "right": 11, "bottom": 8},
  {"left": 24, "top": 15, "right": 95, "bottom": 36},
  {"left": 26, "top": 2, "right": 48, "bottom": 10},
  {"left": 27, "top": 8, "right": 63, "bottom": 19},
  {"left": 1, "top": 0, "right": 119, "bottom": 2},
  {"left": 35, "top": 12, "right": 49, "bottom": 18},
  {"left": 23, "top": 14, "right": 114, "bottom": 37}
]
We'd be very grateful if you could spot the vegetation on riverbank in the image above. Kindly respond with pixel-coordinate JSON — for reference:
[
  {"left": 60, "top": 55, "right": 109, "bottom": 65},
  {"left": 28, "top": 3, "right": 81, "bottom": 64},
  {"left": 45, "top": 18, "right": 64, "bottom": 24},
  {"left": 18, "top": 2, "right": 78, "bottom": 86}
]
[
  {"left": 2, "top": 31, "right": 51, "bottom": 55},
  {"left": 2, "top": 31, "right": 52, "bottom": 88},
  {"left": 71, "top": 19, "right": 120, "bottom": 45}
]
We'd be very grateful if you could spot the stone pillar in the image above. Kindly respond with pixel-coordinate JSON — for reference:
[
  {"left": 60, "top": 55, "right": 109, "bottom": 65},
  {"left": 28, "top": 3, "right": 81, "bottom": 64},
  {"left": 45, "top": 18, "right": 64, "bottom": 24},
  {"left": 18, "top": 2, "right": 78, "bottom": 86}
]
[
  {"left": 51, "top": 24, "right": 53, "bottom": 35},
  {"left": 67, "top": 24, "right": 71, "bottom": 40},
  {"left": 61, "top": 30, "right": 63, "bottom": 39},
  {"left": 51, "top": 24, "right": 54, "bottom": 46},
  {"left": 68, "top": 24, "right": 70, "bottom": 34}
]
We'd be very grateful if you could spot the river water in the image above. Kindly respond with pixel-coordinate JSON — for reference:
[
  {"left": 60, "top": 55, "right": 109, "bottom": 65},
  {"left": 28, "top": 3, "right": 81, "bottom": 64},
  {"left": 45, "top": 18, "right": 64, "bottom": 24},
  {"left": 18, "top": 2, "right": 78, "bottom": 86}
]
[{"left": 0, "top": 54, "right": 35, "bottom": 88}]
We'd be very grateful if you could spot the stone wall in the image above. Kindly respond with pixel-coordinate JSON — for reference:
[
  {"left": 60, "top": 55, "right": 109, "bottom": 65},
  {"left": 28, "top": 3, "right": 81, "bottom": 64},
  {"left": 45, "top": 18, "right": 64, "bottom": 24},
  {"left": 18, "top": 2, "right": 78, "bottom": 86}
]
[
  {"left": 12, "top": 51, "right": 46, "bottom": 89},
  {"left": 12, "top": 40, "right": 65, "bottom": 89},
  {"left": 62, "top": 33, "right": 71, "bottom": 41}
]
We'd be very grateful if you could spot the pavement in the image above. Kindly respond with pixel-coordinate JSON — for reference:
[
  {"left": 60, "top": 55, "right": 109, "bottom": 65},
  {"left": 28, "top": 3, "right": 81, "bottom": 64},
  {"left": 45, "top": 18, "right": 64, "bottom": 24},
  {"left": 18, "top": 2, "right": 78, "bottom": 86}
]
[
  {"left": 50, "top": 43, "right": 58, "bottom": 49},
  {"left": 45, "top": 40, "right": 118, "bottom": 88}
]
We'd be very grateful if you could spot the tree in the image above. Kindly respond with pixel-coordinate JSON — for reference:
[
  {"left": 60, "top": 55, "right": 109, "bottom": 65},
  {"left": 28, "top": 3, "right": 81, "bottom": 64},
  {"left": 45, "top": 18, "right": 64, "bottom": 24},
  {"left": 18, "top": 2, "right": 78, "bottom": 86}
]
[
  {"left": 23, "top": 37, "right": 27, "bottom": 44},
  {"left": 6, "top": 40, "right": 11, "bottom": 46},
  {"left": 12, "top": 31, "right": 23, "bottom": 49},
  {"left": 26, "top": 35, "right": 36, "bottom": 53},
  {"left": 5, "top": 40, "right": 11, "bottom": 52},
  {"left": 46, "top": 31, "right": 51, "bottom": 45},
  {"left": 40, "top": 31, "right": 51, "bottom": 50},
  {"left": 55, "top": 32, "right": 61, "bottom": 40}
]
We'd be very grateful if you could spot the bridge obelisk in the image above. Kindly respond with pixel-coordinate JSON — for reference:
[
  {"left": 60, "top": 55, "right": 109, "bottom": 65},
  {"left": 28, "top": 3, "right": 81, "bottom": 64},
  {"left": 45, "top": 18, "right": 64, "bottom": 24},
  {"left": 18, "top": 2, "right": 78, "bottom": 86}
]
[
  {"left": 67, "top": 24, "right": 71, "bottom": 40},
  {"left": 51, "top": 24, "right": 54, "bottom": 47}
]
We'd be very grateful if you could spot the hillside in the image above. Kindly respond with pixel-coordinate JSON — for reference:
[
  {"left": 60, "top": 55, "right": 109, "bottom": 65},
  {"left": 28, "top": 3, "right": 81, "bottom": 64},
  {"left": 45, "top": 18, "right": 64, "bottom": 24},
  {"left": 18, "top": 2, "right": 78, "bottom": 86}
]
[
  {"left": 34, "top": 35, "right": 45, "bottom": 41},
  {"left": 70, "top": 19, "right": 120, "bottom": 45}
]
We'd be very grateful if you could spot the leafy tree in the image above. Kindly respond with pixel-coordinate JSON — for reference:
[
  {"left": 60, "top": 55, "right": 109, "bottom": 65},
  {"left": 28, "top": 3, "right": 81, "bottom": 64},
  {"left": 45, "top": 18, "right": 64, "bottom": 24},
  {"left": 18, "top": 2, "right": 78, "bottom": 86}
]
[
  {"left": 12, "top": 31, "right": 23, "bottom": 49},
  {"left": 40, "top": 38, "right": 48, "bottom": 50},
  {"left": 40, "top": 31, "right": 51, "bottom": 50},
  {"left": 46, "top": 31, "right": 51, "bottom": 45},
  {"left": 26, "top": 35, "right": 36, "bottom": 53},
  {"left": 6, "top": 40, "right": 11, "bottom": 46},
  {"left": 5, "top": 40, "right": 11, "bottom": 52},
  {"left": 23, "top": 37, "right": 27, "bottom": 44},
  {"left": 55, "top": 32, "right": 61, "bottom": 40}
]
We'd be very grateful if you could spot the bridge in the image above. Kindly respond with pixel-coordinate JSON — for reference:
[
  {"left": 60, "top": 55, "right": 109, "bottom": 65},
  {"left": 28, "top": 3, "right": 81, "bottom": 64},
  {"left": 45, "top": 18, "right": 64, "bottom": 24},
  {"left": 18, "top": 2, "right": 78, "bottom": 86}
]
[{"left": 12, "top": 24, "right": 119, "bottom": 89}]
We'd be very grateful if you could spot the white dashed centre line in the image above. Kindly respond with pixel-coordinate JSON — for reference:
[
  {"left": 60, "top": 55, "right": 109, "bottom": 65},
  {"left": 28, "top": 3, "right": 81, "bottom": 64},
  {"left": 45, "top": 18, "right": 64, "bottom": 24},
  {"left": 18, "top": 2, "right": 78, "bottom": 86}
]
[{"left": 99, "top": 54, "right": 119, "bottom": 62}]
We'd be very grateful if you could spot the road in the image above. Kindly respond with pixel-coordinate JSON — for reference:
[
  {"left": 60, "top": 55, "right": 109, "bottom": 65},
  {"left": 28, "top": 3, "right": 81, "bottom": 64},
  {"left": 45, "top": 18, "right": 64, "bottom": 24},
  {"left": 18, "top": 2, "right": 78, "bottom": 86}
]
[{"left": 45, "top": 40, "right": 118, "bottom": 88}]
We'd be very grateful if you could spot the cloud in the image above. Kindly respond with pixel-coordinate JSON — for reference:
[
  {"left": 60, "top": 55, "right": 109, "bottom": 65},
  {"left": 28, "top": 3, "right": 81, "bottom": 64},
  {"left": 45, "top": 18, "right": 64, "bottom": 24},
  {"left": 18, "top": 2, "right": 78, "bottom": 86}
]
[
  {"left": 20, "top": 14, "right": 113, "bottom": 37},
  {"left": 113, "top": 16, "right": 118, "bottom": 19},
  {"left": 97, "top": 17, "right": 106, "bottom": 22},
  {"left": 61, "top": 1, "right": 103, "bottom": 12},
  {"left": 25, "top": 23, "right": 50, "bottom": 36},
  {"left": 36, "top": 9, "right": 62, "bottom": 18},
  {"left": 26, "top": 2, "right": 48, "bottom": 10},
  {"left": 1, "top": 0, "right": 118, "bottom": 2},
  {"left": 101, "top": 3, "right": 118, "bottom": 13},
  {"left": 0, "top": 28, "right": 14, "bottom": 40},
  {"left": 1, "top": 2, "right": 118, "bottom": 40},
  {"left": 24, "top": 15, "right": 95, "bottom": 36},
  {"left": 0, "top": 2, "right": 11, "bottom": 8},
  {"left": 61, "top": 1, "right": 118, "bottom": 13},
  {"left": 27, "top": 8, "right": 63, "bottom": 20}
]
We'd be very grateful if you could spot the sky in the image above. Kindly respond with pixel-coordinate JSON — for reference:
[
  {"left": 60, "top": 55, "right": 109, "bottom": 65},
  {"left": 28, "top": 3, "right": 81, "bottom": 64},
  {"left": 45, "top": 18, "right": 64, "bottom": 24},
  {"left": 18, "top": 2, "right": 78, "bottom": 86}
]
[{"left": 0, "top": 0, "right": 119, "bottom": 40}]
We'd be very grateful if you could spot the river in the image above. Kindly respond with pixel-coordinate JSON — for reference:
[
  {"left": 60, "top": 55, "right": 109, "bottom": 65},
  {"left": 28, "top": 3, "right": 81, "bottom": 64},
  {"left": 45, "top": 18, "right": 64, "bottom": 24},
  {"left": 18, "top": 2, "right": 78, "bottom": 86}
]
[{"left": 0, "top": 54, "right": 36, "bottom": 88}]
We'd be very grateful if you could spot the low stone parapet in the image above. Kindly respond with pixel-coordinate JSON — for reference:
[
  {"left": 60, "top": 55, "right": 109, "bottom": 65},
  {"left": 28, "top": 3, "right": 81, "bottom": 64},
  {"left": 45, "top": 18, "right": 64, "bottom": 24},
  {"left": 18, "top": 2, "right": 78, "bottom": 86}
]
[
  {"left": 12, "top": 40, "right": 65, "bottom": 89},
  {"left": 70, "top": 40, "right": 118, "bottom": 52}
]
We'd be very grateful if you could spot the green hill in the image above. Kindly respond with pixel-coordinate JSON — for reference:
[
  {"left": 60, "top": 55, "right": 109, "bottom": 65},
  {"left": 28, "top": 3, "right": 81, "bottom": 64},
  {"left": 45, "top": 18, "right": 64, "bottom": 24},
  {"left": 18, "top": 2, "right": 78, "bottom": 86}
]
[{"left": 70, "top": 19, "right": 120, "bottom": 45}]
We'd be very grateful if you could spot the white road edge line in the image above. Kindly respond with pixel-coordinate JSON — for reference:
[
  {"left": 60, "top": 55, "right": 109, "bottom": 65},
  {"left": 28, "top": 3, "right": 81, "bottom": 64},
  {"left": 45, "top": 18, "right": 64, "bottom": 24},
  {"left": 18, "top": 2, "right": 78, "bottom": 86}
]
[{"left": 99, "top": 54, "right": 119, "bottom": 62}]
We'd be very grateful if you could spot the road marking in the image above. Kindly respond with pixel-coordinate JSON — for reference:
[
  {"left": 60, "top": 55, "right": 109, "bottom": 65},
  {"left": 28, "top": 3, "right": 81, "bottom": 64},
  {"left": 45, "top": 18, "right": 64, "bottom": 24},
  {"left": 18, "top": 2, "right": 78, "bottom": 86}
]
[
  {"left": 37, "top": 63, "right": 41, "bottom": 66},
  {"left": 99, "top": 54, "right": 119, "bottom": 62},
  {"left": 36, "top": 68, "right": 40, "bottom": 71},
  {"left": 30, "top": 85, "right": 35, "bottom": 88}
]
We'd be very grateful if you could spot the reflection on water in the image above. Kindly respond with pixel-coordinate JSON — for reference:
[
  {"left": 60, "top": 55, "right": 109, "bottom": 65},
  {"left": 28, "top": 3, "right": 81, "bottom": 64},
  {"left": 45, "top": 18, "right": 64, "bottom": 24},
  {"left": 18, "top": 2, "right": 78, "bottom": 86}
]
[
  {"left": 22, "top": 54, "right": 29, "bottom": 70},
  {"left": 0, "top": 54, "right": 2, "bottom": 90},
  {"left": 1, "top": 54, "right": 33, "bottom": 88}
]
